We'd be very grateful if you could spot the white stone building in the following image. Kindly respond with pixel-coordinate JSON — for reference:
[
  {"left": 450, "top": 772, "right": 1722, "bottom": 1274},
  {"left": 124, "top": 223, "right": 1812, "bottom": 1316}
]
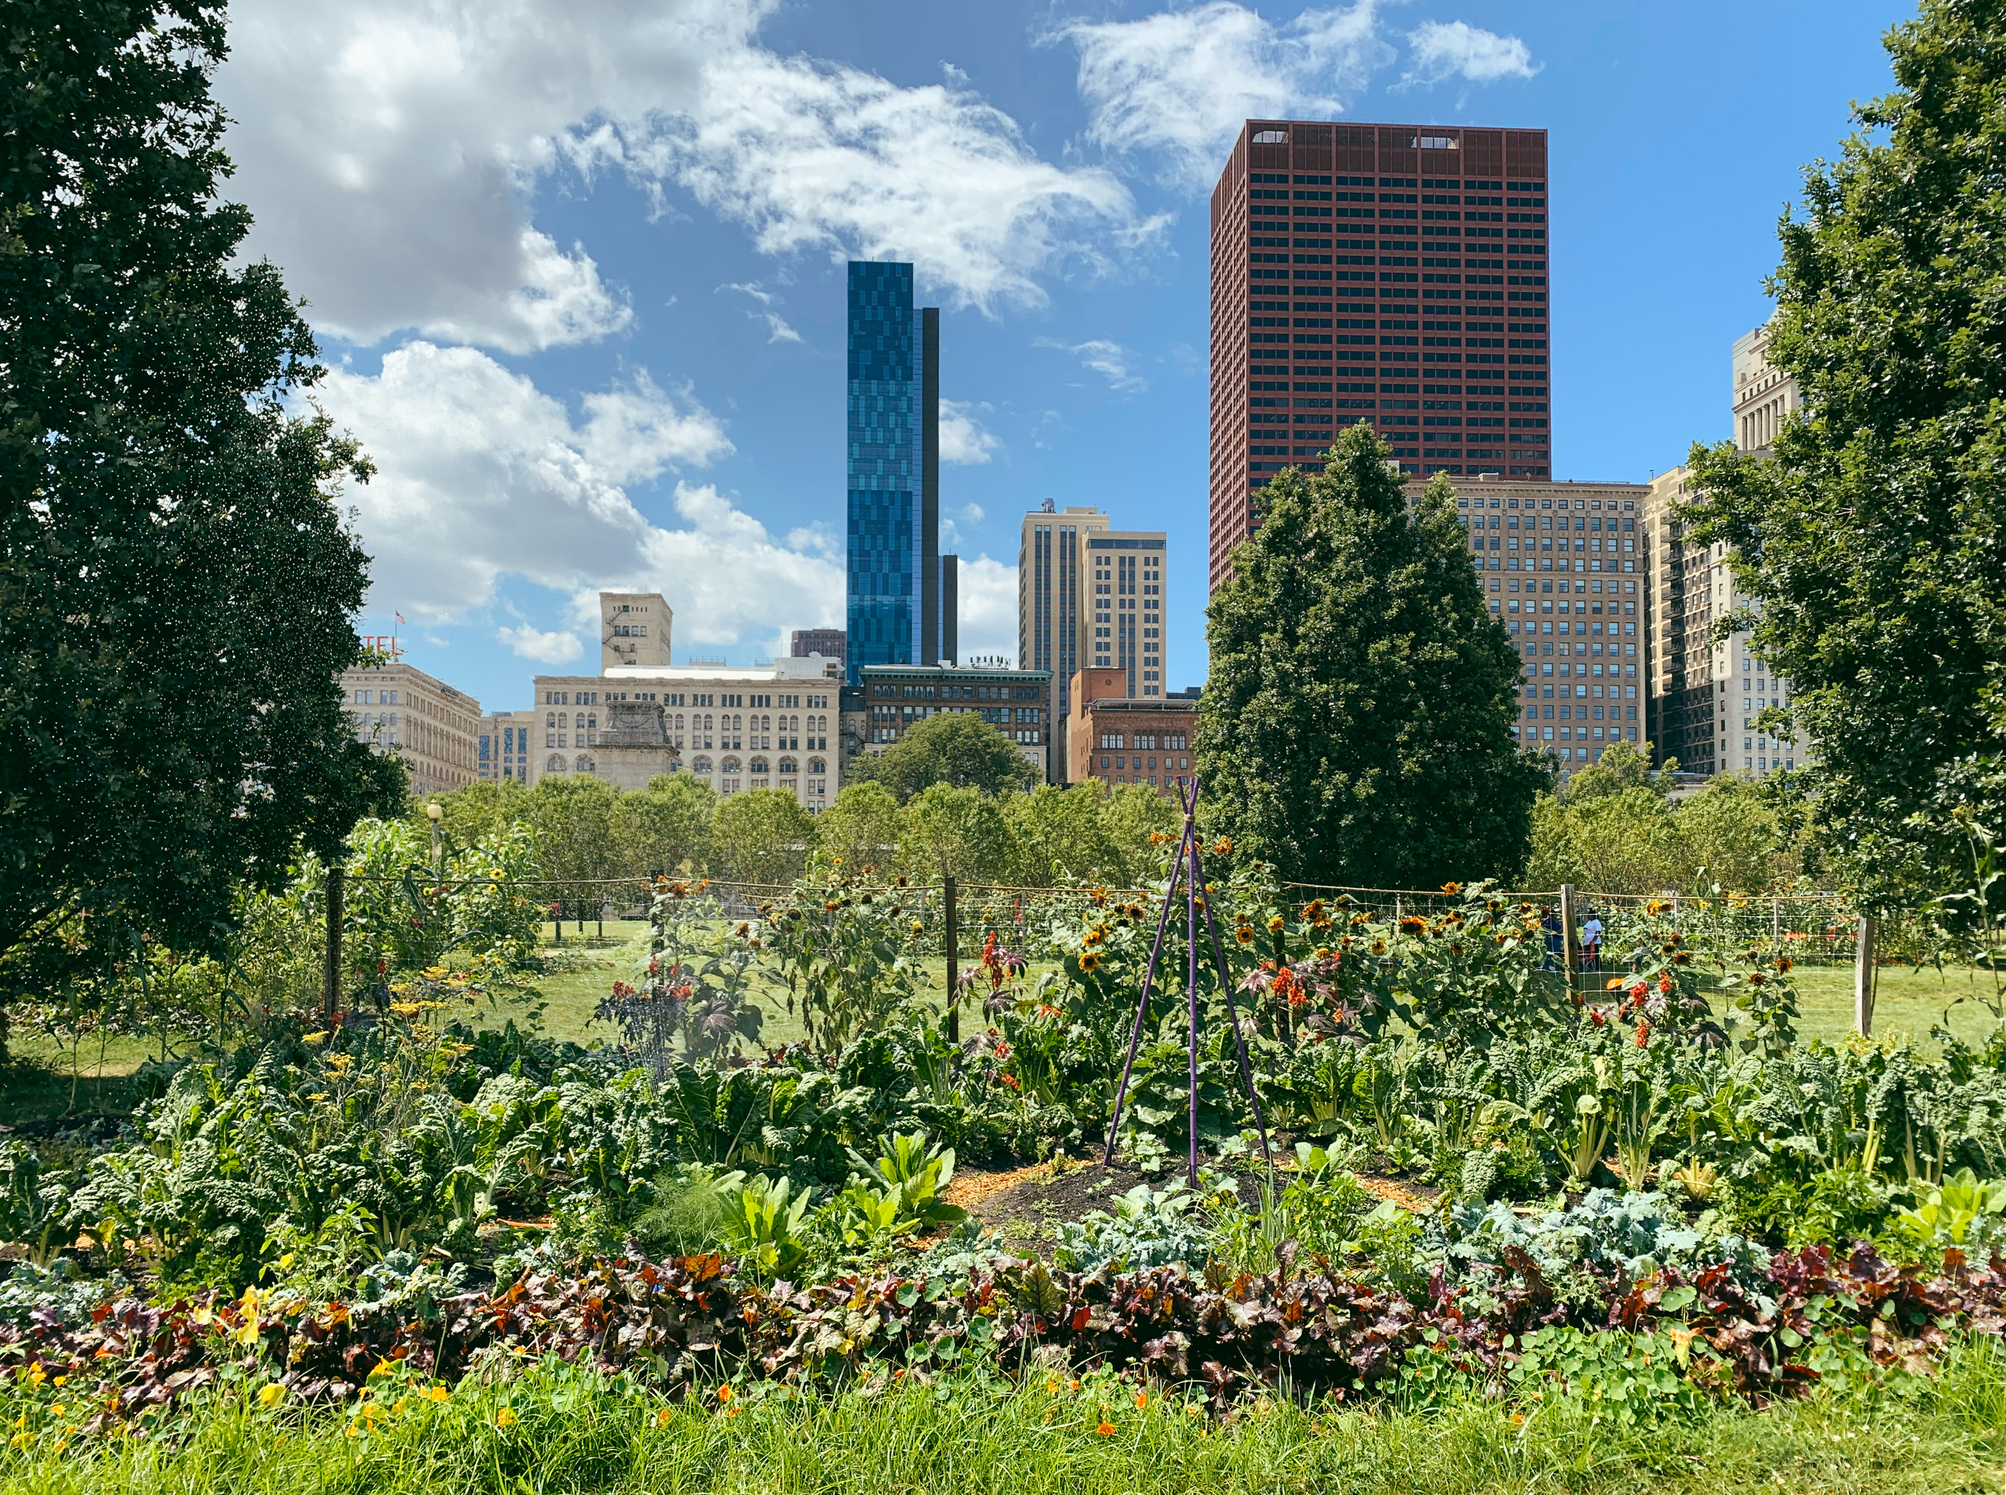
[{"left": 528, "top": 655, "right": 843, "bottom": 810}]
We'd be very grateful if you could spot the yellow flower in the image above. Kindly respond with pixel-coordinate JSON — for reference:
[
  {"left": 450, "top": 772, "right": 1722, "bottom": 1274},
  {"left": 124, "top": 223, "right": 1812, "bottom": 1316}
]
[
  {"left": 1267, "top": 915, "right": 1285, "bottom": 933},
  {"left": 422, "top": 1386, "right": 450, "bottom": 1402},
  {"left": 495, "top": 1408, "right": 518, "bottom": 1428}
]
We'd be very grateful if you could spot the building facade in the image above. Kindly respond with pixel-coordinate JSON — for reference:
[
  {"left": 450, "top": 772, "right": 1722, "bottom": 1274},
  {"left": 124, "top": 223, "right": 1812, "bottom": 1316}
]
[
  {"left": 1067, "top": 668, "right": 1197, "bottom": 797},
  {"left": 600, "top": 592, "right": 673, "bottom": 670},
  {"left": 527, "top": 655, "right": 841, "bottom": 808},
  {"left": 791, "top": 628, "right": 846, "bottom": 663},
  {"left": 1084, "top": 530, "right": 1167, "bottom": 702},
  {"left": 1209, "top": 119, "right": 1551, "bottom": 589},
  {"left": 339, "top": 660, "right": 482, "bottom": 799},
  {"left": 845, "top": 262, "right": 957, "bottom": 681},
  {"left": 1019, "top": 503, "right": 1106, "bottom": 781},
  {"left": 1732, "top": 323, "right": 1798, "bottom": 456},
  {"left": 857, "top": 663, "right": 1052, "bottom": 783},
  {"left": 477, "top": 711, "right": 535, "bottom": 783},
  {"left": 1435, "top": 475, "right": 1651, "bottom": 777}
]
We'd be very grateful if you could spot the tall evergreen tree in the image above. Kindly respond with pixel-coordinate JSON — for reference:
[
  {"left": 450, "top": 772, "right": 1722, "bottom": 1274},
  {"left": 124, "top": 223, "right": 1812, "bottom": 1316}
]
[
  {"left": 1197, "top": 425, "right": 1545, "bottom": 888},
  {"left": 0, "top": 3, "right": 398, "bottom": 990},
  {"left": 1685, "top": 0, "right": 2006, "bottom": 901}
]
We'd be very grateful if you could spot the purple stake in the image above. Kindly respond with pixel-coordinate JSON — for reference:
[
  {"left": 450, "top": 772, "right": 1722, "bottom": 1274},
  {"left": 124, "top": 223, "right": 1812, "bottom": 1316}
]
[
  {"left": 1184, "top": 780, "right": 1273, "bottom": 1169},
  {"left": 1186, "top": 790, "right": 1201, "bottom": 1189},
  {"left": 1099, "top": 812, "right": 1196, "bottom": 1165}
]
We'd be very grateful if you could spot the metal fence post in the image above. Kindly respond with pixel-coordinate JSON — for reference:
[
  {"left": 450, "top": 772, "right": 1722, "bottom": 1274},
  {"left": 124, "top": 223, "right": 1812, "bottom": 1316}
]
[
  {"left": 944, "top": 876, "right": 960, "bottom": 1045},
  {"left": 1559, "top": 884, "right": 1577, "bottom": 993},
  {"left": 1772, "top": 896, "right": 1782, "bottom": 951},
  {"left": 1854, "top": 913, "right": 1878, "bottom": 1036},
  {"left": 322, "top": 865, "right": 344, "bottom": 1022}
]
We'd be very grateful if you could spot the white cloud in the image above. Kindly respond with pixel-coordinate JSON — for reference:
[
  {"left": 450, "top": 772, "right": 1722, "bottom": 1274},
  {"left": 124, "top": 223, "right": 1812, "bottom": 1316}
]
[
  {"left": 939, "top": 400, "right": 1002, "bottom": 465},
  {"left": 951, "top": 555, "right": 1018, "bottom": 664},
  {"left": 718, "top": 281, "right": 805, "bottom": 343},
  {"left": 1038, "top": 338, "right": 1147, "bottom": 393},
  {"left": 317, "top": 343, "right": 841, "bottom": 649},
  {"left": 1054, "top": 2, "right": 1394, "bottom": 192},
  {"left": 216, "top": 0, "right": 1159, "bottom": 350},
  {"left": 1403, "top": 20, "right": 1539, "bottom": 85},
  {"left": 497, "top": 624, "right": 584, "bottom": 664}
]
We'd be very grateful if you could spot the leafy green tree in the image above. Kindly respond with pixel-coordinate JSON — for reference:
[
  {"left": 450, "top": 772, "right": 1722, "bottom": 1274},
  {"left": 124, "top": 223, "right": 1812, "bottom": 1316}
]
[
  {"left": 900, "top": 784, "right": 1007, "bottom": 883},
  {"left": 850, "top": 713, "right": 1035, "bottom": 801},
  {"left": 0, "top": 0, "right": 400, "bottom": 1044},
  {"left": 1569, "top": 789, "right": 1680, "bottom": 896},
  {"left": 815, "top": 781, "right": 904, "bottom": 872},
  {"left": 528, "top": 777, "right": 630, "bottom": 925},
  {"left": 1198, "top": 425, "right": 1547, "bottom": 887},
  {"left": 1684, "top": 0, "right": 2006, "bottom": 901},
  {"left": 632, "top": 773, "right": 716, "bottom": 877},
  {"left": 1672, "top": 777, "right": 1790, "bottom": 895},
  {"left": 1001, "top": 785, "right": 1117, "bottom": 887},
  {"left": 713, "top": 789, "right": 814, "bottom": 885},
  {"left": 1099, "top": 784, "right": 1184, "bottom": 886},
  {"left": 430, "top": 780, "right": 533, "bottom": 846},
  {"left": 1564, "top": 740, "right": 1674, "bottom": 804},
  {"left": 1524, "top": 793, "right": 1587, "bottom": 890}
]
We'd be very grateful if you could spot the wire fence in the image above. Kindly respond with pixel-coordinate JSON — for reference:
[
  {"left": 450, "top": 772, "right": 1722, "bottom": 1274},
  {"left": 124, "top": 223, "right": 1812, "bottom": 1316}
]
[{"left": 346, "top": 868, "right": 1964, "bottom": 972}]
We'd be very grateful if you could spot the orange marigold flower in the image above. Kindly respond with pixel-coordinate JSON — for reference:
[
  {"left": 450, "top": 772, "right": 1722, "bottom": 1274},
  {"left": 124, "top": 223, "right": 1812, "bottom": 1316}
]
[
  {"left": 717, "top": 1384, "right": 734, "bottom": 1402},
  {"left": 1606, "top": 977, "right": 1626, "bottom": 991},
  {"left": 1096, "top": 1415, "right": 1117, "bottom": 1436},
  {"left": 1134, "top": 1390, "right": 1149, "bottom": 1409}
]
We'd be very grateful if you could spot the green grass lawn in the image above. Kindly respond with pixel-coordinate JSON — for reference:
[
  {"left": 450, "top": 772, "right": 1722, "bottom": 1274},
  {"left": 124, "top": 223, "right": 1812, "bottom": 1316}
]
[{"left": 5, "top": 1344, "right": 2001, "bottom": 1495}]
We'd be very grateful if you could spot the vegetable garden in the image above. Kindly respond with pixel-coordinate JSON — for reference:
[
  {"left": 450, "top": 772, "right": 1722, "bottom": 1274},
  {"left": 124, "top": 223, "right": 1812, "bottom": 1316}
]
[{"left": 3, "top": 828, "right": 2003, "bottom": 1489}]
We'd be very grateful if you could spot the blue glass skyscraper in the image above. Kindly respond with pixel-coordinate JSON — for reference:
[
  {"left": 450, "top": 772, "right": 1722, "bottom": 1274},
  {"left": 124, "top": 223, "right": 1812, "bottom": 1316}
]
[{"left": 847, "top": 262, "right": 950, "bottom": 683}]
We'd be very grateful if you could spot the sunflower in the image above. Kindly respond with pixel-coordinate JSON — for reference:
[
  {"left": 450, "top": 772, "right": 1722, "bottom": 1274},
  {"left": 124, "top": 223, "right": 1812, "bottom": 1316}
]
[
  {"left": 1267, "top": 914, "right": 1285, "bottom": 933},
  {"left": 1078, "top": 952, "right": 1101, "bottom": 973},
  {"left": 1369, "top": 939, "right": 1386, "bottom": 955}
]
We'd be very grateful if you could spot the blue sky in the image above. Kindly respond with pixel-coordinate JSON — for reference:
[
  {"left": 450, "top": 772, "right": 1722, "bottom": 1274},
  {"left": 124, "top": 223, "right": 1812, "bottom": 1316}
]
[{"left": 212, "top": 0, "right": 1908, "bottom": 716}]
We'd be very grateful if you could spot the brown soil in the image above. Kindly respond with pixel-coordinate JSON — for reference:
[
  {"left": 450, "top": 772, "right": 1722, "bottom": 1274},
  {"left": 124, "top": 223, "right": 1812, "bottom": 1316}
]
[{"left": 947, "top": 1158, "right": 1161, "bottom": 1258}]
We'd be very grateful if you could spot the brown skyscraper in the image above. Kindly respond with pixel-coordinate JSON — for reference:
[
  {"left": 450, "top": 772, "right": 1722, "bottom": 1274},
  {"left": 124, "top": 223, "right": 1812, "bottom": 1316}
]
[{"left": 1208, "top": 121, "right": 1551, "bottom": 589}]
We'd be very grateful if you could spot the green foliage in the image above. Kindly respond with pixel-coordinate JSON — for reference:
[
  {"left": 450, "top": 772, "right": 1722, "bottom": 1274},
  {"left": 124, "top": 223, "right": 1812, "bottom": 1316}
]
[
  {"left": 1683, "top": 0, "right": 2006, "bottom": 903},
  {"left": 0, "top": 0, "right": 402, "bottom": 1010},
  {"left": 811, "top": 782, "right": 903, "bottom": 872},
  {"left": 899, "top": 783, "right": 1007, "bottom": 882},
  {"left": 713, "top": 789, "right": 815, "bottom": 886},
  {"left": 1527, "top": 770, "right": 1806, "bottom": 895},
  {"left": 338, "top": 819, "right": 544, "bottom": 990},
  {"left": 1199, "top": 427, "right": 1546, "bottom": 887},
  {"left": 849, "top": 712, "right": 1035, "bottom": 801},
  {"left": 1053, "top": 1181, "right": 1210, "bottom": 1273},
  {"left": 633, "top": 775, "right": 718, "bottom": 878},
  {"left": 714, "top": 1173, "right": 811, "bottom": 1280},
  {"left": 1894, "top": 1167, "right": 2006, "bottom": 1253},
  {"left": 762, "top": 865, "right": 931, "bottom": 1053}
]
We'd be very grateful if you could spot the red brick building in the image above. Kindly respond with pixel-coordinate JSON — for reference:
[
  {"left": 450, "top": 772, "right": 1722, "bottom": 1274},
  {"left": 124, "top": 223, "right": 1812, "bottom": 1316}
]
[
  {"left": 1209, "top": 120, "right": 1551, "bottom": 590},
  {"left": 1066, "top": 668, "right": 1196, "bottom": 795}
]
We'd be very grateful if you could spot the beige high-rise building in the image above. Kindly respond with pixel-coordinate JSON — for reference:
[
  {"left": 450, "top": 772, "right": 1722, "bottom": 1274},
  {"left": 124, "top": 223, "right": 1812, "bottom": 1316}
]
[
  {"left": 338, "top": 659, "right": 482, "bottom": 799},
  {"left": 1083, "top": 529, "right": 1168, "bottom": 704},
  {"left": 1641, "top": 325, "right": 1806, "bottom": 781},
  {"left": 600, "top": 592, "right": 673, "bottom": 671},
  {"left": 1020, "top": 503, "right": 1108, "bottom": 781},
  {"left": 1423, "top": 474, "right": 1650, "bottom": 780},
  {"left": 1732, "top": 323, "right": 1799, "bottom": 456},
  {"left": 477, "top": 711, "right": 536, "bottom": 784}
]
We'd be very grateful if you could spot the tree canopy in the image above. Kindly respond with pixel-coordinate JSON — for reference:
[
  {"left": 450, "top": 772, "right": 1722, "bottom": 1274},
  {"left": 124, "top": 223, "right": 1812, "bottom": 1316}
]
[
  {"left": 849, "top": 712, "right": 1037, "bottom": 801},
  {"left": 0, "top": 0, "right": 398, "bottom": 974},
  {"left": 1684, "top": 0, "right": 2006, "bottom": 901},
  {"left": 1197, "top": 424, "right": 1546, "bottom": 887}
]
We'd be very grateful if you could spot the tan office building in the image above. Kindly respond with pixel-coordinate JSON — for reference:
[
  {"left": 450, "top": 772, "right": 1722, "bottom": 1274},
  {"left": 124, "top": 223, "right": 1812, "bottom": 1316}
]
[
  {"left": 1426, "top": 474, "right": 1650, "bottom": 778},
  {"left": 527, "top": 655, "right": 842, "bottom": 807},
  {"left": 338, "top": 659, "right": 482, "bottom": 799},
  {"left": 1644, "top": 324, "right": 1805, "bottom": 780},
  {"left": 600, "top": 592, "right": 673, "bottom": 671}
]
